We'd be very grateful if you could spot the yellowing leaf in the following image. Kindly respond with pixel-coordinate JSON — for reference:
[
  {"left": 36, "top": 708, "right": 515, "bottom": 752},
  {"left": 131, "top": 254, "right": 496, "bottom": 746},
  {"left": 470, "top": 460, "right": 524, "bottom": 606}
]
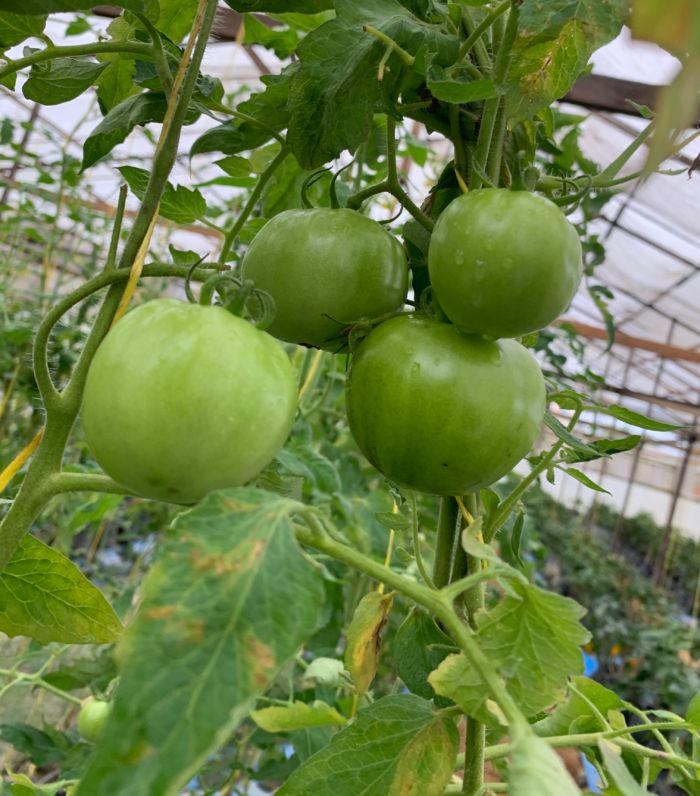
[
  {"left": 345, "top": 591, "right": 394, "bottom": 697},
  {"left": 631, "top": 0, "right": 700, "bottom": 53},
  {"left": 251, "top": 700, "right": 347, "bottom": 733}
]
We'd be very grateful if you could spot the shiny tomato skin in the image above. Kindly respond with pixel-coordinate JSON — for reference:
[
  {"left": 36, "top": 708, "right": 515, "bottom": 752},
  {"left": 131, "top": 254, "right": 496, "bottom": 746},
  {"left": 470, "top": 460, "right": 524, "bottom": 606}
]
[
  {"left": 241, "top": 208, "right": 408, "bottom": 350},
  {"left": 78, "top": 699, "right": 110, "bottom": 743},
  {"left": 345, "top": 316, "right": 545, "bottom": 496},
  {"left": 82, "top": 299, "right": 297, "bottom": 504},
  {"left": 428, "top": 189, "right": 583, "bottom": 339}
]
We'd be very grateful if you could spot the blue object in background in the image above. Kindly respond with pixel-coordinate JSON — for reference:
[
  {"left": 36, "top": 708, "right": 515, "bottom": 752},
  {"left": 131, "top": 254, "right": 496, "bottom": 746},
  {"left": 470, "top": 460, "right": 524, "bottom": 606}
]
[
  {"left": 581, "top": 752, "right": 602, "bottom": 793},
  {"left": 583, "top": 650, "right": 599, "bottom": 678}
]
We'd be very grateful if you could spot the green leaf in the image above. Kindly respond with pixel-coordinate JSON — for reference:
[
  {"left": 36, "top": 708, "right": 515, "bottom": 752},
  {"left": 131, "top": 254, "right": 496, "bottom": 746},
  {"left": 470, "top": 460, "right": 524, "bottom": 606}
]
[
  {"left": 251, "top": 700, "right": 347, "bottom": 732},
  {"left": 687, "top": 692, "right": 700, "bottom": 727},
  {"left": 0, "top": 12, "right": 46, "bottom": 48},
  {"left": 0, "top": 535, "right": 122, "bottom": 645},
  {"left": 215, "top": 155, "right": 254, "bottom": 177},
  {"left": 544, "top": 410, "right": 600, "bottom": 455},
  {"left": 95, "top": 55, "right": 140, "bottom": 114},
  {"left": 82, "top": 92, "right": 166, "bottom": 170},
  {"left": 245, "top": 13, "right": 300, "bottom": 59},
  {"left": 533, "top": 676, "right": 623, "bottom": 737},
  {"left": 394, "top": 608, "right": 454, "bottom": 708},
  {"left": 156, "top": 0, "right": 199, "bottom": 42},
  {"left": 561, "top": 467, "right": 611, "bottom": 495},
  {"left": 426, "top": 59, "right": 499, "bottom": 103},
  {"left": 168, "top": 245, "right": 202, "bottom": 266},
  {"left": 511, "top": 506, "right": 525, "bottom": 566},
  {"left": 430, "top": 582, "right": 590, "bottom": 723},
  {"left": 269, "top": 11, "right": 336, "bottom": 32},
  {"left": 75, "top": 488, "right": 325, "bottom": 796},
  {"left": 303, "top": 657, "right": 346, "bottom": 687},
  {"left": 560, "top": 434, "right": 641, "bottom": 464},
  {"left": 375, "top": 511, "right": 411, "bottom": 531},
  {"left": 288, "top": 0, "right": 459, "bottom": 169},
  {"left": 599, "top": 739, "right": 649, "bottom": 796},
  {"left": 42, "top": 648, "right": 117, "bottom": 693},
  {"left": 239, "top": 217, "right": 269, "bottom": 244},
  {"left": 23, "top": 58, "right": 109, "bottom": 106},
  {"left": 461, "top": 517, "right": 499, "bottom": 563},
  {"left": 0, "top": 724, "right": 65, "bottom": 768},
  {"left": 509, "top": 735, "right": 582, "bottom": 796},
  {"left": 291, "top": 726, "right": 333, "bottom": 763},
  {"left": 3, "top": 0, "right": 155, "bottom": 15},
  {"left": 506, "top": 20, "right": 590, "bottom": 128},
  {"left": 505, "top": 0, "right": 628, "bottom": 126},
  {"left": 595, "top": 404, "right": 688, "bottom": 432},
  {"left": 277, "top": 695, "right": 459, "bottom": 796},
  {"left": 191, "top": 63, "right": 298, "bottom": 159},
  {"left": 117, "top": 165, "right": 206, "bottom": 224},
  {"left": 225, "top": 0, "right": 333, "bottom": 12}
]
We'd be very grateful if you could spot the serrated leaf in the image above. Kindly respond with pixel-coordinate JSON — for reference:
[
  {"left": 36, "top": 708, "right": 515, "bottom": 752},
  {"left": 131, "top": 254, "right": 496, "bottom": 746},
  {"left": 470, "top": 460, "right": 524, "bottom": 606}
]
[
  {"left": 599, "top": 739, "right": 649, "bottom": 796},
  {"left": 595, "top": 405, "right": 687, "bottom": 432},
  {"left": 75, "top": 488, "right": 325, "bottom": 796},
  {"left": 168, "top": 244, "right": 201, "bottom": 265},
  {"left": 533, "top": 676, "right": 623, "bottom": 737},
  {"left": 544, "top": 410, "right": 600, "bottom": 455},
  {"left": 394, "top": 608, "right": 454, "bottom": 708},
  {"left": 117, "top": 165, "right": 206, "bottom": 224},
  {"left": 430, "top": 582, "right": 590, "bottom": 723},
  {"left": 23, "top": 58, "right": 108, "bottom": 106},
  {"left": 562, "top": 467, "right": 611, "bottom": 494},
  {"left": 251, "top": 700, "right": 347, "bottom": 733},
  {"left": 0, "top": 724, "right": 65, "bottom": 768},
  {"left": 244, "top": 13, "right": 300, "bottom": 59},
  {"left": 191, "top": 63, "right": 299, "bottom": 159},
  {"left": 288, "top": 0, "right": 459, "bottom": 168},
  {"left": 0, "top": 535, "right": 122, "bottom": 645},
  {"left": 509, "top": 735, "right": 582, "bottom": 796},
  {"left": 560, "top": 434, "right": 641, "bottom": 464},
  {"left": 277, "top": 695, "right": 459, "bottom": 796},
  {"left": 95, "top": 55, "right": 140, "bottom": 114},
  {"left": 303, "top": 657, "right": 346, "bottom": 687},
  {"left": 0, "top": 12, "right": 46, "bottom": 48},
  {"left": 345, "top": 591, "right": 394, "bottom": 697}
]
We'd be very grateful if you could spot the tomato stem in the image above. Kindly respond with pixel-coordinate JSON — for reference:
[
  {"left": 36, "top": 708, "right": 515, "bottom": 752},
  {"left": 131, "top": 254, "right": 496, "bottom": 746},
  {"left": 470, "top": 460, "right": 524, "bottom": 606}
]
[
  {"left": 457, "top": 0, "right": 510, "bottom": 63},
  {"left": 105, "top": 185, "right": 128, "bottom": 272}
]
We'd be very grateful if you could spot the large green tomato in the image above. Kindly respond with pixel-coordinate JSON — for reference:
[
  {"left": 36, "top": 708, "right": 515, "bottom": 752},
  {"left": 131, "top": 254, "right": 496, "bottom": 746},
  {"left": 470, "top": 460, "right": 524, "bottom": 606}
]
[
  {"left": 78, "top": 698, "right": 110, "bottom": 743},
  {"left": 241, "top": 208, "right": 408, "bottom": 350},
  {"left": 82, "top": 299, "right": 297, "bottom": 504},
  {"left": 428, "top": 189, "right": 583, "bottom": 339},
  {"left": 345, "top": 317, "right": 545, "bottom": 496}
]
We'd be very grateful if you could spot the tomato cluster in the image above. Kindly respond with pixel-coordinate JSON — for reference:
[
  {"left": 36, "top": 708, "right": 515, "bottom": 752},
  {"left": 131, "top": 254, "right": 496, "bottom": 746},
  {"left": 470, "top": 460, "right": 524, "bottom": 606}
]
[{"left": 83, "top": 187, "right": 579, "bottom": 502}]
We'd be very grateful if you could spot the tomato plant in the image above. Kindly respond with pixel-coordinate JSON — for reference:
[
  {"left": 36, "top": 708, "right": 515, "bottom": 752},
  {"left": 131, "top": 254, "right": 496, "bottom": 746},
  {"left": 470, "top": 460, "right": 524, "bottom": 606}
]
[
  {"left": 428, "top": 189, "right": 583, "bottom": 339},
  {"left": 0, "top": 1, "right": 697, "bottom": 795},
  {"left": 242, "top": 207, "right": 408, "bottom": 349},
  {"left": 346, "top": 316, "right": 545, "bottom": 495}
]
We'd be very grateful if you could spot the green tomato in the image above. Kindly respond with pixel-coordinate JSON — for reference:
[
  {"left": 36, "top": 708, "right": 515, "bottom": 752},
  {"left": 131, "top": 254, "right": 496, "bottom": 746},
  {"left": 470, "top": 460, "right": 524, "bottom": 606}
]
[
  {"left": 428, "top": 189, "right": 583, "bottom": 339},
  {"left": 82, "top": 299, "right": 297, "bottom": 504},
  {"left": 345, "top": 316, "right": 545, "bottom": 496},
  {"left": 78, "top": 698, "right": 110, "bottom": 743},
  {"left": 241, "top": 208, "right": 408, "bottom": 350}
]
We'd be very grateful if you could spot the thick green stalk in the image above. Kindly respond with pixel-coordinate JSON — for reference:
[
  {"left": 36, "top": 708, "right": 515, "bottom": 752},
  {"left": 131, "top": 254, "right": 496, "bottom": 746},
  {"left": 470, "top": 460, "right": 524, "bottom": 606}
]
[
  {"left": 462, "top": 720, "right": 486, "bottom": 796},
  {"left": 0, "top": 41, "right": 152, "bottom": 82},
  {"left": 487, "top": 97, "right": 506, "bottom": 187},
  {"left": 434, "top": 496, "right": 459, "bottom": 589},
  {"left": 218, "top": 146, "right": 290, "bottom": 263},
  {"left": 458, "top": 0, "right": 510, "bottom": 62},
  {"left": 469, "top": 96, "right": 500, "bottom": 190}
]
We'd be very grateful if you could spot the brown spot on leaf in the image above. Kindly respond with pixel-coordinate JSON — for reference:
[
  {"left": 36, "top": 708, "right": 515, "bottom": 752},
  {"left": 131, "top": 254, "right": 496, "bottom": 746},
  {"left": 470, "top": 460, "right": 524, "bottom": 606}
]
[
  {"left": 145, "top": 605, "right": 178, "bottom": 621},
  {"left": 245, "top": 634, "right": 276, "bottom": 687}
]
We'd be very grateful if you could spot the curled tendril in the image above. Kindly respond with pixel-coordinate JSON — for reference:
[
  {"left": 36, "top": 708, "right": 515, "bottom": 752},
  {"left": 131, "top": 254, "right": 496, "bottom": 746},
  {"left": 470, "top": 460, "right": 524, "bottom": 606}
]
[
  {"left": 184, "top": 255, "right": 209, "bottom": 304},
  {"left": 198, "top": 272, "right": 241, "bottom": 307},
  {"left": 549, "top": 175, "right": 593, "bottom": 207},
  {"left": 378, "top": 202, "right": 404, "bottom": 226},
  {"left": 199, "top": 272, "right": 278, "bottom": 329},
  {"left": 329, "top": 162, "right": 355, "bottom": 209},
  {"left": 301, "top": 167, "right": 332, "bottom": 209}
]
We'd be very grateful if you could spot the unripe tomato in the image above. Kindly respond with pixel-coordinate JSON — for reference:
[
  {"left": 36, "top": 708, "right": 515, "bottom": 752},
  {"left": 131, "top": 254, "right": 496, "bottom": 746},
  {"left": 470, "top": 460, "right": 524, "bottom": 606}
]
[
  {"left": 345, "top": 317, "right": 545, "bottom": 496},
  {"left": 241, "top": 208, "right": 408, "bottom": 350},
  {"left": 78, "top": 698, "right": 110, "bottom": 743},
  {"left": 428, "top": 189, "right": 583, "bottom": 339},
  {"left": 82, "top": 299, "right": 297, "bottom": 504}
]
